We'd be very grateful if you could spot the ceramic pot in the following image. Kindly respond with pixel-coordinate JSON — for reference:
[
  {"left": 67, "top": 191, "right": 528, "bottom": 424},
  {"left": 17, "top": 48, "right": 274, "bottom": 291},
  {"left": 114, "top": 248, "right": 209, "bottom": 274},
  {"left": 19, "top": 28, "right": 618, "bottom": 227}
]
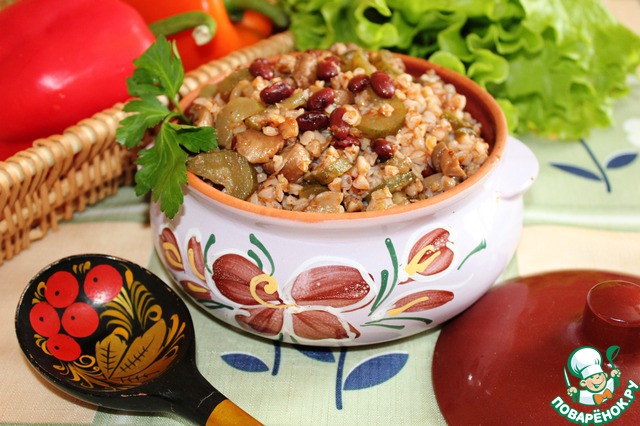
[{"left": 150, "top": 54, "right": 538, "bottom": 346}]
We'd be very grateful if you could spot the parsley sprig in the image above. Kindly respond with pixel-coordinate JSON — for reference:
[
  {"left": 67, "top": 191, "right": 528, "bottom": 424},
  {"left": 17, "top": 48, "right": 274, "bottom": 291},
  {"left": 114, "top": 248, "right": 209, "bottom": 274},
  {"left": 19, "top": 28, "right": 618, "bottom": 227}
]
[{"left": 116, "top": 36, "right": 217, "bottom": 219}]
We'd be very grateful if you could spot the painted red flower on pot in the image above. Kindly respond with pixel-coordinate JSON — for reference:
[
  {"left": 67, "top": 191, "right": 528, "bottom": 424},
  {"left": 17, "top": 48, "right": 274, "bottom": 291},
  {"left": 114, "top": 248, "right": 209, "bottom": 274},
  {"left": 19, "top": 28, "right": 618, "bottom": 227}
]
[
  {"left": 159, "top": 228, "right": 184, "bottom": 272},
  {"left": 160, "top": 229, "right": 207, "bottom": 279},
  {"left": 159, "top": 229, "right": 216, "bottom": 301},
  {"left": 211, "top": 254, "right": 373, "bottom": 342},
  {"left": 401, "top": 228, "right": 455, "bottom": 284},
  {"left": 387, "top": 290, "right": 454, "bottom": 316}
]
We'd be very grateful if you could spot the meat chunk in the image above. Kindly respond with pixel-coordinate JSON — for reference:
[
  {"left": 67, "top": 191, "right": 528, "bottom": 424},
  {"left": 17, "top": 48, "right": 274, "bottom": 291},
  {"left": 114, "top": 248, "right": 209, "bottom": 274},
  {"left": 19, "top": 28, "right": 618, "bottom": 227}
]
[
  {"left": 431, "top": 141, "right": 466, "bottom": 178},
  {"left": 278, "top": 143, "right": 311, "bottom": 182},
  {"left": 234, "top": 129, "right": 285, "bottom": 164},
  {"left": 292, "top": 52, "right": 318, "bottom": 88},
  {"left": 304, "top": 191, "right": 344, "bottom": 213}
]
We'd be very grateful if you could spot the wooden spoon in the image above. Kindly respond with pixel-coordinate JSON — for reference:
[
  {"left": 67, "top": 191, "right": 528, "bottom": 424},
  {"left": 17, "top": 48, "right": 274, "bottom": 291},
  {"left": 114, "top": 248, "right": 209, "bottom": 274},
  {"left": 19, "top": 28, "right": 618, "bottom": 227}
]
[{"left": 15, "top": 253, "right": 262, "bottom": 425}]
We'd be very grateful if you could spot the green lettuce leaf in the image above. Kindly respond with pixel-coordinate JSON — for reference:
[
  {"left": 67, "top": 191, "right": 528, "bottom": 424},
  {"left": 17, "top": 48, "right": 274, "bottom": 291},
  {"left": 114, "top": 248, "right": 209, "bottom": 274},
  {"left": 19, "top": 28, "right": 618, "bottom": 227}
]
[{"left": 281, "top": 0, "right": 640, "bottom": 140}]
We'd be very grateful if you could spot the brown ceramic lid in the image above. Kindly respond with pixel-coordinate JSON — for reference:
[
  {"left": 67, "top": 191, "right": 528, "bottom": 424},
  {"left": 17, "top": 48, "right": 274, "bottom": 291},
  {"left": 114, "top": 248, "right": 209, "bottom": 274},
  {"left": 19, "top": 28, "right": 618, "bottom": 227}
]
[{"left": 433, "top": 270, "right": 640, "bottom": 425}]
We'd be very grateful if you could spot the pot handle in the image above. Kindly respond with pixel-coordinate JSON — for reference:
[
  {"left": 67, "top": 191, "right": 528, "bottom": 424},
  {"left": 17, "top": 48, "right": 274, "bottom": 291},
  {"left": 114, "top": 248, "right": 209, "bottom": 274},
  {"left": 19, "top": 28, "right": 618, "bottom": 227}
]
[{"left": 495, "top": 136, "right": 539, "bottom": 200}]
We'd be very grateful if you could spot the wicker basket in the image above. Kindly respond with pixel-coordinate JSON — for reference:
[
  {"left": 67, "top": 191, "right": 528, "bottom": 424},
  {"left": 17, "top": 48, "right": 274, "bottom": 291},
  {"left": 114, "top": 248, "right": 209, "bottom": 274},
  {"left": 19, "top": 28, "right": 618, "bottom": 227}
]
[{"left": 0, "top": 32, "right": 295, "bottom": 265}]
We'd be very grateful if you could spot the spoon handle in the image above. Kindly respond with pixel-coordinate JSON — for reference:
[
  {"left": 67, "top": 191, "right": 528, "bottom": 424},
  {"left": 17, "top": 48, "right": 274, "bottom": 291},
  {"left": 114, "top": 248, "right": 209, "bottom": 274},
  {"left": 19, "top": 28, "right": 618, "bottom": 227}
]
[
  {"left": 205, "top": 399, "right": 263, "bottom": 425},
  {"left": 170, "top": 361, "right": 263, "bottom": 425}
]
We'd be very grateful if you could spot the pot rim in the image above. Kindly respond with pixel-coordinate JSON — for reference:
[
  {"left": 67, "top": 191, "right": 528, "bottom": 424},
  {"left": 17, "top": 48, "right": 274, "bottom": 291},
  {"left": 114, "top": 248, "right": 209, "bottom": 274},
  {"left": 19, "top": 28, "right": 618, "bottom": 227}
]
[{"left": 184, "top": 52, "right": 508, "bottom": 224}]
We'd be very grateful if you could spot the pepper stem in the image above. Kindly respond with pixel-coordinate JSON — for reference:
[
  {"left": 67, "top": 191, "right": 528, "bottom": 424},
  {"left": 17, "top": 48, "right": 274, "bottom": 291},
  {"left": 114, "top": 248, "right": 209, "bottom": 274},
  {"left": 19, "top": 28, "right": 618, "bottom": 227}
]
[
  {"left": 148, "top": 11, "right": 218, "bottom": 46},
  {"left": 225, "top": 0, "right": 290, "bottom": 28}
]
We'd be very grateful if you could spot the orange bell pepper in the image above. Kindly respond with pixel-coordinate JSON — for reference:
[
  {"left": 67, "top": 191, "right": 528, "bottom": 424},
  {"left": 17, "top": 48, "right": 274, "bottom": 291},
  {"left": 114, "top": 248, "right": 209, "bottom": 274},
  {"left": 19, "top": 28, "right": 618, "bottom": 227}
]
[
  {"left": 236, "top": 9, "right": 274, "bottom": 39},
  {"left": 225, "top": 0, "right": 285, "bottom": 38},
  {"left": 123, "top": 0, "right": 288, "bottom": 72}
]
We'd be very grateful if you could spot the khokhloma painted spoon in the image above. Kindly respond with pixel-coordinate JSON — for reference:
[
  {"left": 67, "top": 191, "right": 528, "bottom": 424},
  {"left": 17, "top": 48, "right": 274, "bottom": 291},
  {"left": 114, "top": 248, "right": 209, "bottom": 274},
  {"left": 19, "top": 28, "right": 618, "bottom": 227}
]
[{"left": 15, "top": 253, "right": 262, "bottom": 425}]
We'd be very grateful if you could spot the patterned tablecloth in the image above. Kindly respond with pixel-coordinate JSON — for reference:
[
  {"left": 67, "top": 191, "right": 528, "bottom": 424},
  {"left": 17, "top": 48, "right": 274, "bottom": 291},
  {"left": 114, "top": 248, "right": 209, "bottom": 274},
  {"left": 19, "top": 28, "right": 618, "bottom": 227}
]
[{"left": 1, "top": 1, "right": 639, "bottom": 425}]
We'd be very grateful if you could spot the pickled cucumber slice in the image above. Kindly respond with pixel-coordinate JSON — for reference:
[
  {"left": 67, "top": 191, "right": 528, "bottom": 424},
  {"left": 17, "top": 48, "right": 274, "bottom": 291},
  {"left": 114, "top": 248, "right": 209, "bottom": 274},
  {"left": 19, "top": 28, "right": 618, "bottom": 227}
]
[
  {"left": 368, "top": 171, "right": 416, "bottom": 200},
  {"left": 383, "top": 156, "right": 413, "bottom": 174},
  {"left": 310, "top": 157, "right": 353, "bottom": 185},
  {"left": 215, "top": 97, "right": 265, "bottom": 148},
  {"left": 372, "top": 50, "right": 404, "bottom": 76},
  {"left": 217, "top": 68, "right": 252, "bottom": 101},
  {"left": 278, "top": 90, "right": 307, "bottom": 110},
  {"left": 357, "top": 95, "right": 406, "bottom": 139},
  {"left": 187, "top": 151, "right": 258, "bottom": 200},
  {"left": 299, "top": 184, "right": 329, "bottom": 199},
  {"left": 349, "top": 48, "right": 377, "bottom": 75}
]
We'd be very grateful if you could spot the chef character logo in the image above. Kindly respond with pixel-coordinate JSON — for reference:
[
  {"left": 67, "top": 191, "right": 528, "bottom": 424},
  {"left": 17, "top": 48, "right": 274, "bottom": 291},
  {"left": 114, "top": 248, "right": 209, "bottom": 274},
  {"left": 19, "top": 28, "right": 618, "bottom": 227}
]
[
  {"left": 566, "top": 346, "right": 621, "bottom": 406},
  {"left": 551, "top": 345, "right": 639, "bottom": 423}
]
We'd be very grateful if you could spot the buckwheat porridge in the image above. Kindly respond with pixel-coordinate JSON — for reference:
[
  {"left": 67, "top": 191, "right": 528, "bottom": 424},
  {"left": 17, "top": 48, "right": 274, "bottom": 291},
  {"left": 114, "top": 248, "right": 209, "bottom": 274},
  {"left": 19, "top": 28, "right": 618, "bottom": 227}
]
[{"left": 186, "top": 43, "right": 490, "bottom": 213}]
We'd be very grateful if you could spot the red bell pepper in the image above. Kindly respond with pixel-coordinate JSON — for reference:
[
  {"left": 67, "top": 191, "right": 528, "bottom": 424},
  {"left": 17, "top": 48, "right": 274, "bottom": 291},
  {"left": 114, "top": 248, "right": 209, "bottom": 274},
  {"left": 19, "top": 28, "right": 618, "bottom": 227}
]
[
  {"left": 0, "top": 0, "right": 222, "bottom": 160},
  {"left": 124, "top": 0, "right": 289, "bottom": 72},
  {"left": 0, "top": 0, "right": 156, "bottom": 159}
]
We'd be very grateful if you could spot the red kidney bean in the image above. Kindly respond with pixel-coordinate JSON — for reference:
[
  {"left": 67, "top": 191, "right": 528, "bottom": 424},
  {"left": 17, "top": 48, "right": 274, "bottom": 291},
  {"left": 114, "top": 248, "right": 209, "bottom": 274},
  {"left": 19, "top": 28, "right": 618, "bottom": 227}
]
[
  {"left": 260, "top": 81, "right": 295, "bottom": 104},
  {"left": 332, "top": 135, "right": 360, "bottom": 149},
  {"left": 370, "top": 71, "right": 395, "bottom": 98},
  {"left": 317, "top": 58, "right": 340, "bottom": 81},
  {"left": 329, "top": 107, "right": 350, "bottom": 139},
  {"left": 297, "top": 111, "right": 329, "bottom": 132},
  {"left": 307, "top": 87, "right": 335, "bottom": 110},
  {"left": 347, "top": 74, "right": 370, "bottom": 93},
  {"left": 371, "top": 138, "right": 395, "bottom": 160},
  {"left": 249, "top": 58, "right": 274, "bottom": 80},
  {"left": 421, "top": 164, "right": 435, "bottom": 178}
]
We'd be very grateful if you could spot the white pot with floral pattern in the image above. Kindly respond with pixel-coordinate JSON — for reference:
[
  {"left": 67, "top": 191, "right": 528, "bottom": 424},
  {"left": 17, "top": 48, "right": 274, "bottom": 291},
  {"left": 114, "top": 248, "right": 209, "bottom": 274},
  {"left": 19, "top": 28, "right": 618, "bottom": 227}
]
[
  {"left": 150, "top": 52, "right": 539, "bottom": 346},
  {"left": 151, "top": 129, "right": 537, "bottom": 346}
]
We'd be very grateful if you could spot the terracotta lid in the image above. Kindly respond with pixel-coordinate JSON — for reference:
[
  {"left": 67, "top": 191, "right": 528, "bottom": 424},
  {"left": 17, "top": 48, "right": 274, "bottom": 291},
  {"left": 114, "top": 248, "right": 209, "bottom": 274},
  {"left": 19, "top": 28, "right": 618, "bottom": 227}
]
[{"left": 433, "top": 270, "right": 640, "bottom": 425}]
